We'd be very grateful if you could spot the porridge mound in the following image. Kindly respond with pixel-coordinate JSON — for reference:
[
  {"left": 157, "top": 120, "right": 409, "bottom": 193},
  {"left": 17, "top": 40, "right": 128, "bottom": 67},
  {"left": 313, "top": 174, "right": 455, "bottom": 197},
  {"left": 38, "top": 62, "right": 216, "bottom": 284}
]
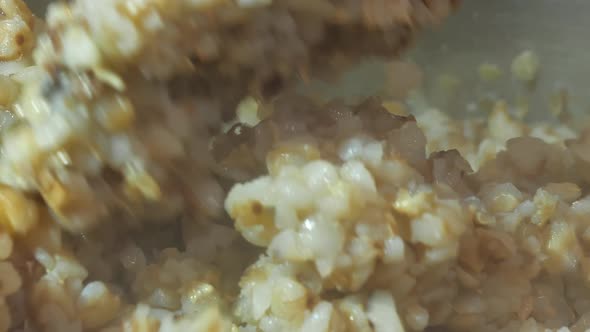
[{"left": 1, "top": 1, "right": 590, "bottom": 332}]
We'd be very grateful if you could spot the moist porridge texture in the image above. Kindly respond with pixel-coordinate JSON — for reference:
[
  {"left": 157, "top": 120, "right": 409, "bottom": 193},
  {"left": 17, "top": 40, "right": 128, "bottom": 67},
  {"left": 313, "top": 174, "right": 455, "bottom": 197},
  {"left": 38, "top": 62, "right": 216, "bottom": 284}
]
[
  {"left": 3, "top": 0, "right": 590, "bottom": 332},
  {"left": 0, "top": 0, "right": 457, "bottom": 232}
]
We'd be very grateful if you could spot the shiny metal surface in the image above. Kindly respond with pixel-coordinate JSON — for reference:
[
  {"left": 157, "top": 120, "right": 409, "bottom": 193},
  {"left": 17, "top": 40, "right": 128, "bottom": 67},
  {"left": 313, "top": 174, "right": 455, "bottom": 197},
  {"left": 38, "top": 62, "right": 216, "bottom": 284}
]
[
  {"left": 26, "top": 0, "right": 50, "bottom": 16},
  {"left": 302, "top": 1, "right": 590, "bottom": 120},
  {"left": 410, "top": 0, "right": 590, "bottom": 119}
]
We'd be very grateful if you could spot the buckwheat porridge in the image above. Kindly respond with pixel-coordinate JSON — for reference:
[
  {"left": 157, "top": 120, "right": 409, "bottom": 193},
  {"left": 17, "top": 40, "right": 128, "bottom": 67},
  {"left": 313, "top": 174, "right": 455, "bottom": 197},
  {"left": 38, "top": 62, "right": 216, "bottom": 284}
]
[{"left": 1, "top": 0, "right": 590, "bottom": 331}]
